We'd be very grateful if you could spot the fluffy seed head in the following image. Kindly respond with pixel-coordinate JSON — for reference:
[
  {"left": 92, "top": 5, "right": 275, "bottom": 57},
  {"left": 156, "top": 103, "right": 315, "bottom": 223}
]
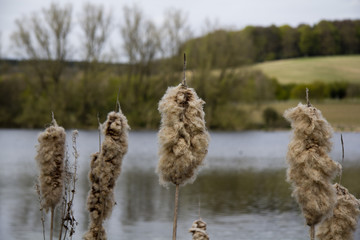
[
  {"left": 189, "top": 219, "right": 210, "bottom": 240},
  {"left": 84, "top": 110, "right": 129, "bottom": 239},
  {"left": 284, "top": 103, "right": 341, "bottom": 226},
  {"left": 157, "top": 84, "right": 210, "bottom": 187},
  {"left": 316, "top": 183, "right": 360, "bottom": 240},
  {"left": 83, "top": 223, "right": 107, "bottom": 240},
  {"left": 35, "top": 121, "right": 66, "bottom": 212}
]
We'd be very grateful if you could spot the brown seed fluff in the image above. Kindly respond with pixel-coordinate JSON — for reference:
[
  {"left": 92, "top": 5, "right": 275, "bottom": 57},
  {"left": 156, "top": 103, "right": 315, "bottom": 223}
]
[
  {"left": 316, "top": 183, "right": 360, "bottom": 240},
  {"left": 83, "top": 222, "right": 107, "bottom": 240},
  {"left": 284, "top": 103, "right": 341, "bottom": 226},
  {"left": 157, "top": 84, "right": 210, "bottom": 187},
  {"left": 99, "top": 111, "right": 129, "bottom": 218},
  {"left": 35, "top": 120, "right": 66, "bottom": 212},
  {"left": 84, "top": 111, "right": 129, "bottom": 240},
  {"left": 189, "top": 219, "right": 210, "bottom": 240}
]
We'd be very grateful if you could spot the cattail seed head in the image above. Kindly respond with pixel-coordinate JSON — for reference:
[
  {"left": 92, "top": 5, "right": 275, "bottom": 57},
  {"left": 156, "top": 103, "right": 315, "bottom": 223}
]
[
  {"left": 189, "top": 219, "right": 209, "bottom": 240},
  {"left": 83, "top": 223, "right": 107, "bottom": 240},
  {"left": 99, "top": 111, "right": 129, "bottom": 218},
  {"left": 284, "top": 103, "right": 341, "bottom": 226},
  {"left": 317, "top": 183, "right": 360, "bottom": 240},
  {"left": 84, "top": 110, "right": 129, "bottom": 239},
  {"left": 157, "top": 84, "right": 209, "bottom": 187},
  {"left": 35, "top": 120, "right": 66, "bottom": 212}
]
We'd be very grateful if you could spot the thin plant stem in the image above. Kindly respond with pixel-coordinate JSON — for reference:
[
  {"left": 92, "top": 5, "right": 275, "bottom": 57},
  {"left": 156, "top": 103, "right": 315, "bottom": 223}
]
[
  {"left": 115, "top": 86, "right": 121, "bottom": 112},
  {"left": 182, "top": 53, "right": 187, "bottom": 87},
  {"left": 339, "top": 134, "right": 345, "bottom": 184},
  {"left": 198, "top": 196, "right": 201, "bottom": 219},
  {"left": 310, "top": 225, "right": 315, "bottom": 240},
  {"left": 97, "top": 114, "right": 104, "bottom": 240},
  {"left": 35, "top": 183, "right": 46, "bottom": 240},
  {"left": 58, "top": 194, "right": 67, "bottom": 240},
  {"left": 172, "top": 184, "right": 180, "bottom": 240},
  {"left": 58, "top": 150, "right": 70, "bottom": 240},
  {"left": 50, "top": 207, "right": 55, "bottom": 240},
  {"left": 306, "top": 88, "right": 311, "bottom": 107},
  {"left": 97, "top": 113, "right": 101, "bottom": 152}
]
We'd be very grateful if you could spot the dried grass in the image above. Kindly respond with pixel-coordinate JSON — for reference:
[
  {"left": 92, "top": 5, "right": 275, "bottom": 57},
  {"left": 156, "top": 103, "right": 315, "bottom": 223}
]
[{"left": 284, "top": 103, "right": 341, "bottom": 226}]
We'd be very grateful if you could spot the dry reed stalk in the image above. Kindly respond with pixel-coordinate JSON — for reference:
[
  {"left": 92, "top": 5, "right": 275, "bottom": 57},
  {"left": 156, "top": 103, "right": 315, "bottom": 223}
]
[
  {"left": 316, "top": 183, "right": 360, "bottom": 240},
  {"left": 35, "top": 117, "right": 66, "bottom": 240},
  {"left": 189, "top": 219, "right": 210, "bottom": 240},
  {"left": 84, "top": 110, "right": 129, "bottom": 240},
  {"left": 284, "top": 103, "right": 341, "bottom": 229},
  {"left": 35, "top": 183, "right": 46, "bottom": 240},
  {"left": 59, "top": 130, "right": 79, "bottom": 240}
]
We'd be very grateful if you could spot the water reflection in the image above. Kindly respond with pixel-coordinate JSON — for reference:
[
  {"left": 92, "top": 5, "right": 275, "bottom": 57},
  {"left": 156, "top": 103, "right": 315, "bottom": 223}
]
[
  {"left": 1, "top": 130, "right": 360, "bottom": 239},
  {"left": 3, "top": 166, "right": 360, "bottom": 239}
]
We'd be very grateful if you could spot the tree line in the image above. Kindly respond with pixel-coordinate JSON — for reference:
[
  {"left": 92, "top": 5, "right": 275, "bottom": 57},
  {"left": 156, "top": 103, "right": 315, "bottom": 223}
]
[
  {"left": 0, "top": 2, "right": 359, "bottom": 130},
  {"left": 184, "top": 19, "right": 360, "bottom": 69}
]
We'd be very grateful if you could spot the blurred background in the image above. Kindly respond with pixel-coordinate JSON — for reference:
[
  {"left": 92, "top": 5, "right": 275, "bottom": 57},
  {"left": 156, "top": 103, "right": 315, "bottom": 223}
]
[
  {"left": 1, "top": 0, "right": 360, "bottom": 239},
  {"left": 0, "top": 0, "right": 360, "bottom": 130}
]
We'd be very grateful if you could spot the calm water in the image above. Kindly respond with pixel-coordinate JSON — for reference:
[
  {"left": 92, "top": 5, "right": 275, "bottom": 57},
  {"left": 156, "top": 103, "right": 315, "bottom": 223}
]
[{"left": 0, "top": 130, "right": 359, "bottom": 240}]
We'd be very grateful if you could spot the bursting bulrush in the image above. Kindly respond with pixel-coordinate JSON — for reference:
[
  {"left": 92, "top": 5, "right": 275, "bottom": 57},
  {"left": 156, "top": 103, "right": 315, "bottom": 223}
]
[
  {"left": 316, "top": 183, "right": 360, "bottom": 240},
  {"left": 157, "top": 84, "right": 209, "bottom": 187},
  {"left": 84, "top": 110, "right": 129, "bottom": 240},
  {"left": 284, "top": 103, "right": 341, "bottom": 227},
  {"left": 189, "top": 219, "right": 210, "bottom": 240},
  {"left": 35, "top": 119, "right": 66, "bottom": 212}
]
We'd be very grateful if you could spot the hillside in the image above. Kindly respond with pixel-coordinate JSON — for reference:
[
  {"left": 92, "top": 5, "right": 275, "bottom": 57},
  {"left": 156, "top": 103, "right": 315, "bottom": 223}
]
[{"left": 252, "top": 55, "right": 360, "bottom": 84}]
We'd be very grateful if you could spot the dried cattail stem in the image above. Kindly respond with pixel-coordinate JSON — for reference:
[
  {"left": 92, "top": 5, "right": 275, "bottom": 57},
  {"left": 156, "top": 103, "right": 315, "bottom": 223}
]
[
  {"left": 310, "top": 225, "right": 315, "bottom": 240},
  {"left": 189, "top": 219, "right": 210, "bottom": 240},
  {"left": 35, "top": 183, "right": 46, "bottom": 240},
  {"left": 172, "top": 184, "right": 180, "bottom": 240},
  {"left": 284, "top": 103, "right": 341, "bottom": 228},
  {"left": 316, "top": 183, "right": 360, "bottom": 240}
]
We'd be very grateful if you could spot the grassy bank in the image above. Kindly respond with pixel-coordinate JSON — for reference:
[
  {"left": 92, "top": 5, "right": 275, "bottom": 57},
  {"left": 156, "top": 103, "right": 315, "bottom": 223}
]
[{"left": 251, "top": 55, "right": 360, "bottom": 84}]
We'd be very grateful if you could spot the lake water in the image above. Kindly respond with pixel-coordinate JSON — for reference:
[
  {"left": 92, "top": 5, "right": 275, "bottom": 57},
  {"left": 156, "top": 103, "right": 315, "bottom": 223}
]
[{"left": 0, "top": 130, "right": 359, "bottom": 240}]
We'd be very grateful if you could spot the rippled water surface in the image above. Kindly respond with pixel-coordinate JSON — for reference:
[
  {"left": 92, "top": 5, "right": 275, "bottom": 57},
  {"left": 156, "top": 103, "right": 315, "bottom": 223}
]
[{"left": 0, "top": 130, "right": 359, "bottom": 240}]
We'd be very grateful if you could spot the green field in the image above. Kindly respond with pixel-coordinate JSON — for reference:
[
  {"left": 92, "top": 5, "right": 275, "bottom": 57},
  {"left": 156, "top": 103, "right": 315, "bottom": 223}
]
[{"left": 251, "top": 55, "right": 360, "bottom": 84}]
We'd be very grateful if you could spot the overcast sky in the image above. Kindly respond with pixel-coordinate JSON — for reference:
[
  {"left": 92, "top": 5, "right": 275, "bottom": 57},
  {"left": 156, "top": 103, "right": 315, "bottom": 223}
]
[{"left": 1, "top": 0, "right": 360, "bottom": 59}]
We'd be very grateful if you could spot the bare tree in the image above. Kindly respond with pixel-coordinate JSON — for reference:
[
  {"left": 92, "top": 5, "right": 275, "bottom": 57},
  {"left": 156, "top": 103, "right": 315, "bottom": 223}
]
[
  {"left": 79, "top": 2, "right": 113, "bottom": 63},
  {"left": 11, "top": 3, "right": 72, "bottom": 89},
  {"left": 161, "top": 9, "right": 192, "bottom": 58},
  {"left": 77, "top": 2, "right": 113, "bottom": 124},
  {"left": 120, "top": 4, "right": 161, "bottom": 77}
]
